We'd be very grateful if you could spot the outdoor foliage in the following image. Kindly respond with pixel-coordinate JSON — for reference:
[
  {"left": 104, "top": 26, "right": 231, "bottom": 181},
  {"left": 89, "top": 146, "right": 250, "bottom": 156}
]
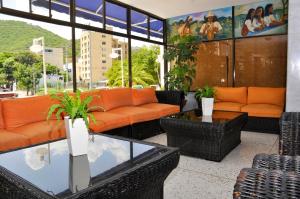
[
  {"left": 47, "top": 90, "right": 101, "bottom": 127},
  {"left": 164, "top": 35, "right": 200, "bottom": 94},
  {"left": 105, "top": 46, "right": 160, "bottom": 87},
  {"left": 195, "top": 86, "right": 215, "bottom": 101}
]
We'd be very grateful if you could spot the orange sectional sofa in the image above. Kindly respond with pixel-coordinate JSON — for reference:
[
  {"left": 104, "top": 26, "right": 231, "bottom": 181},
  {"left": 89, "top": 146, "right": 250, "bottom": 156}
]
[
  {"left": 213, "top": 87, "right": 286, "bottom": 133},
  {"left": 0, "top": 88, "right": 182, "bottom": 152}
]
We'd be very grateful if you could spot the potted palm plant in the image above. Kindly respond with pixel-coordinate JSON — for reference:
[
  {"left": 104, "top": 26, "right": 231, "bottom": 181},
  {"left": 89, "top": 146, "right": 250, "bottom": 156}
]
[
  {"left": 195, "top": 86, "right": 215, "bottom": 116},
  {"left": 47, "top": 90, "right": 98, "bottom": 156}
]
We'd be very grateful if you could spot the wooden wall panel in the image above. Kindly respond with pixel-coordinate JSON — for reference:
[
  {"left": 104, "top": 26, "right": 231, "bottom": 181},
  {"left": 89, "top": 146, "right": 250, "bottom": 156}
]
[
  {"left": 192, "top": 40, "right": 233, "bottom": 89},
  {"left": 235, "top": 35, "right": 287, "bottom": 87}
]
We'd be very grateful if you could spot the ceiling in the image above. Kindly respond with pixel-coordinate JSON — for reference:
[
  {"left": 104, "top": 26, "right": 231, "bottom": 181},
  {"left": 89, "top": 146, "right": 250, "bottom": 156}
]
[{"left": 118, "top": 0, "right": 263, "bottom": 19}]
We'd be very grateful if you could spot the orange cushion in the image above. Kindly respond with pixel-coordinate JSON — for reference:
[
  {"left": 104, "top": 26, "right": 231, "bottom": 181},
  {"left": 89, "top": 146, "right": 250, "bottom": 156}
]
[
  {"left": 139, "top": 103, "right": 180, "bottom": 117},
  {"left": 2, "top": 95, "right": 59, "bottom": 129},
  {"left": 214, "top": 102, "right": 245, "bottom": 112},
  {"left": 89, "top": 112, "right": 130, "bottom": 133},
  {"left": 81, "top": 90, "right": 104, "bottom": 112},
  {"left": 241, "top": 104, "right": 283, "bottom": 118},
  {"left": 0, "top": 100, "right": 4, "bottom": 129},
  {"left": 99, "top": 88, "right": 133, "bottom": 111},
  {"left": 10, "top": 120, "right": 66, "bottom": 145},
  {"left": 109, "top": 106, "right": 160, "bottom": 124},
  {"left": 132, "top": 88, "right": 158, "bottom": 106},
  {"left": 0, "top": 130, "right": 30, "bottom": 152},
  {"left": 215, "top": 87, "right": 247, "bottom": 104},
  {"left": 248, "top": 87, "right": 286, "bottom": 107}
]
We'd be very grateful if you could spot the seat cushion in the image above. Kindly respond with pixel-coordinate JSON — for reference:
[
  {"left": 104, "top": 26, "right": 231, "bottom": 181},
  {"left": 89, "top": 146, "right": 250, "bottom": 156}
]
[
  {"left": 248, "top": 87, "right": 286, "bottom": 107},
  {"left": 241, "top": 104, "right": 283, "bottom": 118},
  {"left": 89, "top": 112, "right": 130, "bottom": 133},
  {"left": 215, "top": 87, "right": 247, "bottom": 104},
  {"left": 2, "top": 95, "right": 59, "bottom": 129},
  {"left": 214, "top": 102, "right": 245, "bottom": 112},
  {"left": 132, "top": 88, "right": 158, "bottom": 106},
  {"left": 139, "top": 103, "right": 180, "bottom": 117},
  {"left": 99, "top": 88, "right": 133, "bottom": 111},
  {"left": 10, "top": 120, "right": 66, "bottom": 145},
  {"left": 109, "top": 106, "right": 160, "bottom": 124},
  {"left": 0, "top": 130, "right": 30, "bottom": 152}
]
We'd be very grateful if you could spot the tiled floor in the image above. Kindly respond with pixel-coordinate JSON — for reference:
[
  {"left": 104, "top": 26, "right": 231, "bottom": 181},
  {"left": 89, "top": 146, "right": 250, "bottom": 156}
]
[{"left": 145, "top": 131, "right": 279, "bottom": 199}]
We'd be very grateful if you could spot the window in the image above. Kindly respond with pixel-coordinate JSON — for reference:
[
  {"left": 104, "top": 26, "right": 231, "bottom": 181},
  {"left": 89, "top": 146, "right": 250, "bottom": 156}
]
[
  {"left": 150, "top": 18, "right": 164, "bottom": 42},
  {"left": 131, "top": 10, "right": 148, "bottom": 38},
  {"left": 102, "top": 42, "right": 106, "bottom": 45},
  {"left": 2, "top": 0, "right": 30, "bottom": 12},
  {"left": 105, "top": 2, "right": 127, "bottom": 34},
  {"left": 102, "top": 60, "right": 106, "bottom": 63},
  {"left": 75, "top": 0, "right": 103, "bottom": 28}
]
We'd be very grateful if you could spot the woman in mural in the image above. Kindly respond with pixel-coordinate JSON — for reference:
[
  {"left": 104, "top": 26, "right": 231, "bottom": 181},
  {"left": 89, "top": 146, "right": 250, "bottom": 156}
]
[
  {"left": 253, "top": 6, "right": 265, "bottom": 30},
  {"left": 264, "top": 4, "right": 285, "bottom": 27},
  {"left": 241, "top": 8, "right": 264, "bottom": 36},
  {"left": 199, "top": 11, "right": 222, "bottom": 41},
  {"left": 177, "top": 16, "right": 193, "bottom": 36}
]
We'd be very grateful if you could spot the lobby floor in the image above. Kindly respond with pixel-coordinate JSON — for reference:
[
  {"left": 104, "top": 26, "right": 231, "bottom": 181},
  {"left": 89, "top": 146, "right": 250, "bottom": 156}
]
[{"left": 145, "top": 131, "right": 279, "bottom": 199}]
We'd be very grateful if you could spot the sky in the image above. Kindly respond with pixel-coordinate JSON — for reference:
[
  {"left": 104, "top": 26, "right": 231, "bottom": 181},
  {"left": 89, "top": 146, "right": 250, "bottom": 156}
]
[{"left": 0, "top": 0, "right": 157, "bottom": 47}]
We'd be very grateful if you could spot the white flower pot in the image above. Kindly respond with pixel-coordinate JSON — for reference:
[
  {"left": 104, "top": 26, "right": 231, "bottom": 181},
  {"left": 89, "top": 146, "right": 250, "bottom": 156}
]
[
  {"left": 202, "top": 97, "right": 214, "bottom": 116},
  {"left": 64, "top": 116, "right": 89, "bottom": 156}
]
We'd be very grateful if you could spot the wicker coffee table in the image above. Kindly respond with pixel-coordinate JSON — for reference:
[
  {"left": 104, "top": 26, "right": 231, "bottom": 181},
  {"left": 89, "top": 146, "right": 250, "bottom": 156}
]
[
  {"left": 161, "top": 110, "right": 247, "bottom": 162},
  {"left": 0, "top": 134, "right": 179, "bottom": 199}
]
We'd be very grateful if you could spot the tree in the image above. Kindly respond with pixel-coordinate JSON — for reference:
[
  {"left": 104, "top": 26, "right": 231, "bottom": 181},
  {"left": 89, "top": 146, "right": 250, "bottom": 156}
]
[{"left": 0, "top": 53, "right": 15, "bottom": 89}]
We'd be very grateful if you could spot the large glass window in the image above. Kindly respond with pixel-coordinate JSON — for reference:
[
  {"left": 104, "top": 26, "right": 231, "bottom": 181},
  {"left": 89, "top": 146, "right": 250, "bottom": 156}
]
[
  {"left": 75, "top": 0, "right": 103, "bottom": 28},
  {"left": 131, "top": 40, "right": 164, "bottom": 90},
  {"left": 131, "top": 10, "right": 148, "bottom": 38},
  {"left": 105, "top": 2, "right": 127, "bottom": 34},
  {"left": 76, "top": 28, "right": 128, "bottom": 90},
  {"left": 150, "top": 18, "right": 163, "bottom": 42},
  {"left": 2, "top": 0, "right": 30, "bottom": 12},
  {"left": 0, "top": 14, "right": 72, "bottom": 97}
]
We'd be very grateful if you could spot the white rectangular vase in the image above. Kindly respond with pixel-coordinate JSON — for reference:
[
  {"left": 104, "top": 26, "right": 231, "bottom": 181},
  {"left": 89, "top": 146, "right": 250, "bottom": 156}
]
[
  {"left": 64, "top": 116, "right": 89, "bottom": 156},
  {"left": 202, "top": 98, "right": 214, "bottom": 116}
]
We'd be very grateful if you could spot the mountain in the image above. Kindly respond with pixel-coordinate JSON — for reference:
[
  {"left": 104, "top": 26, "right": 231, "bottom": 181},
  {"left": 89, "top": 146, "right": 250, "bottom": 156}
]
[{"left": 0, "top": 20, "right": 79, "bottom": 56}]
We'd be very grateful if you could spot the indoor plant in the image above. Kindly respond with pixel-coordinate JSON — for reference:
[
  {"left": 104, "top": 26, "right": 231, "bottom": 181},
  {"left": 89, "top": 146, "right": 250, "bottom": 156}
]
[
  {"left": 47, "top": 90, "right": 98, "bottom": 156},
  {"left": 164, "top": 35, "right": 200, "bottom": 94},
  {"left": 195, "top": 86, "right": 215, "bottom": 116}
]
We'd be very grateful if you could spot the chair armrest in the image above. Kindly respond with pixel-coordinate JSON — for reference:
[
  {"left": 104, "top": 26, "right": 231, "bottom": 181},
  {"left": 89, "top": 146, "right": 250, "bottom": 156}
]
[
  {"left": 252, "top": 153, "right": 300, "bottom": 174},
  {"left": 155, "top": 90, "right": 185, "bottom": 110},
  {"left": 234, "top": 168, "right": 300, "bottom": 199}
]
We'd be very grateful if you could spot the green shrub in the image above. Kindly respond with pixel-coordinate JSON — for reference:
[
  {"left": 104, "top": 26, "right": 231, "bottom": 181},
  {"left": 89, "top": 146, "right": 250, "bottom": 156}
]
[{"left": 195, "top": 86, "right": 215, "bottom": 101}]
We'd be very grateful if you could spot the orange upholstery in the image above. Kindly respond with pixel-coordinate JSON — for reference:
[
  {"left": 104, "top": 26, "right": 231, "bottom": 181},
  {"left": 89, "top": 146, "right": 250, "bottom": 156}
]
[
  {"left": 0, "top": 100, "right": 4, "bottom": 129},
  {"left": 139, "top": 103, "right": 180, "bottom": 117},
  {"left": 99, "top": 88, "right": 133, "bottom": 111},
  {"left": 215, "top": 87, "right": 247, "bottom": 104},
  {"left": 89, "top": 112, "right": 130, "bottom": 133},
  {"left": 2, "top": 95, "right": 59, "bottom": 129},
  {"left": 0, "top": 130, "right": 30, "bottom": 152},
  {"left": 241, "top": 104, "right": 283, "bottom": 118},
  {"left": 81, "top": 90, "right": 104, "bottom": 112},
  {"left": 214, "top": 102, "right": 245, "bottom": 112},
  {"left": 248, "top": 87, "right": 286, "bottom": 107},
  {"left": 132, "top": 88, "right": 158, "bottom": 106},
  {"left": 10, "top": 120, "right": 66, "bottom": 145},
  {"left": 109, "top": 106, "right": 160, "bottom": 124}
]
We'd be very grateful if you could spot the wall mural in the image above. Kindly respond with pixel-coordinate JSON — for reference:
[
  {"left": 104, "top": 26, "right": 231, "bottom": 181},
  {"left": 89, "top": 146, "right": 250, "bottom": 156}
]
[
  {"left": 167, "top": 7, "right": 233, "bottom": 42},
  {"left": 235, "top": 0, "right": 288, "bottom": 38},
  {"left": 167, "top": 0, "right": 288, "bottom": 42}
]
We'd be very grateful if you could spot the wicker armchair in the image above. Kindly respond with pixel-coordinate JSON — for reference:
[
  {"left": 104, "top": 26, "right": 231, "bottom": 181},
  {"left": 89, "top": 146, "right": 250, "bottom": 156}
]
[
  {"left": 280, "top": 112, "right": 300, "bottom": 155},
  {"left": 233, "top": 154, "right": 300, "bottom": 199}
]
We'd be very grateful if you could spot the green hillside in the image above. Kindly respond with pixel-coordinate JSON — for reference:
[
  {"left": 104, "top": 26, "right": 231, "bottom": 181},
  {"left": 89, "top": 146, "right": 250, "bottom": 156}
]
[{"left": 0, "top": 20, "right": 79, "bottom": 56}]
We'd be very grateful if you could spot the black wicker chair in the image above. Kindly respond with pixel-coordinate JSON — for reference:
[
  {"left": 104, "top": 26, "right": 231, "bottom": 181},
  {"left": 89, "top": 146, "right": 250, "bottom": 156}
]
[
  {"left": 233, "top": 153, "right": 300, "bottom": 199},
  {"left": 279, "top": 112, "right": 300, "bottom": 156}
]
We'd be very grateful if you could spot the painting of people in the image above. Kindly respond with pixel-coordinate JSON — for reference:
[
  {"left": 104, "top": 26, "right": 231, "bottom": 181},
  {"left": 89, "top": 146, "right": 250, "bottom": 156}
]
[
  {"left": 235, "top": 0, "right": 288, "bottom": 37},
  {"left": 167, "top": 7, "right": 233, "bottom": 42}
]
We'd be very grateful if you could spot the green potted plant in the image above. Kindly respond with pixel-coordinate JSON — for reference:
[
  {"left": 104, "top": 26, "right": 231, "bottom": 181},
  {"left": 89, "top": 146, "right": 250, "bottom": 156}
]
[
  {"left": 164, "top": 35, "right": 200, "bottom": 94},
  {"left": 195, "top": 86, "right": 215, "bottom": 116},
  {"left": 47, "top": 90, "right": 99, "bottom": 156}
]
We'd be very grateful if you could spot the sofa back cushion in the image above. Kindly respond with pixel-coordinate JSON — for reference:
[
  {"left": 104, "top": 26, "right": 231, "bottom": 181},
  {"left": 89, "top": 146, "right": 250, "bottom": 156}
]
[
  {"left": 2, "top": 95, "right": 58, "bottom": 129},
  {"left": 99, "top": 88, "right": 133, "bottom": 111},
  {"left": 132, "top": 88, "right": 158, "bottom": 106},
  {"left": 81, "top": 90, "right": 104, "bottom": 112},
  {"left": 248, "top": 87, "right": 286, "bottom": 107},
  {"left": 215, "top": 87, "right": 247, "bottom": 104},
  {"left": 0, "top": 100, "right": 4, "bottom": 129}
]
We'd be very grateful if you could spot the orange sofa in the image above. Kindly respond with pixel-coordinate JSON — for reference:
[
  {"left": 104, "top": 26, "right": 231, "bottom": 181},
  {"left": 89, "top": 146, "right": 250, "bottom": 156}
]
[
  {"left": 0, "top": 88, "right": 181, "bottom": 152},
  {"left": 214, "top": 87, "right": 286, "bottom": 133}
]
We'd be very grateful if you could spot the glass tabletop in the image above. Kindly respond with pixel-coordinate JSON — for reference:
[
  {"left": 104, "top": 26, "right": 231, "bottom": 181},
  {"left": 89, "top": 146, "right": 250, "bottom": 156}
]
[
  {"left": 0, "top": 134, "right": 161, "bottom": 198},
  {"left": 168, "top": 110, "right": 245, "bottom": 124}
]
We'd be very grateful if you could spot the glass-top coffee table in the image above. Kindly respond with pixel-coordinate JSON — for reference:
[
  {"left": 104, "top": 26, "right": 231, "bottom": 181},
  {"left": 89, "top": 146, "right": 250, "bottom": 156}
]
[
  {"left": 161, "top": 110, "right": 248, "bottom": 162},
  {"left": 0, "top": 134, "right": 179, "bottom": 199}
]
